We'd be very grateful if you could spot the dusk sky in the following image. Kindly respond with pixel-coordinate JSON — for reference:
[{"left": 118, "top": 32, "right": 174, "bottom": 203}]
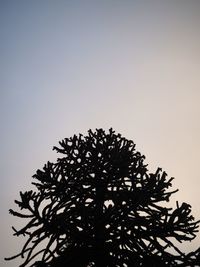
[{"left": 1, "top": 1, "right": 200, "bottom": 266}]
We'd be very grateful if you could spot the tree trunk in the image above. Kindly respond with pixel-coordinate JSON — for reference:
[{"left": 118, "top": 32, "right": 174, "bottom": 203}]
[{"left": 94, "top": 179, "right": 107, "bottom": 267}]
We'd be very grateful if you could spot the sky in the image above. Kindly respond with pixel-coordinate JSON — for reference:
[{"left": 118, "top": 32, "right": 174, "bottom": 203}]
[{"left": 1, "top": 1, "right": 200, "bottom": 266}]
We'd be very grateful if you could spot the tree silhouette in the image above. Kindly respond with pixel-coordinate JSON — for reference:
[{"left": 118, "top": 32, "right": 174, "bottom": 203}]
[{"left": 5, "top": 128, "right": 200, "bottom": 266}]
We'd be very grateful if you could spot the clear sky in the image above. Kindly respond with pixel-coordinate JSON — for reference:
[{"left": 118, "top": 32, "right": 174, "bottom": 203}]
[{"left": 1, "top": 1, "right": 200, "bottom": 266}]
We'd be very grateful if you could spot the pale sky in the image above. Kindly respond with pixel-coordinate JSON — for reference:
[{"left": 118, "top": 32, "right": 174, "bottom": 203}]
[{"left": 1, "top": 1, "right": 200, "bottom": 266}]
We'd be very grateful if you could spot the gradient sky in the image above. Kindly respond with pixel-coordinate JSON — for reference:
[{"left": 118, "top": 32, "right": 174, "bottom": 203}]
[{"left": 1, "top": 1, "right": 200, "bottom": 266}]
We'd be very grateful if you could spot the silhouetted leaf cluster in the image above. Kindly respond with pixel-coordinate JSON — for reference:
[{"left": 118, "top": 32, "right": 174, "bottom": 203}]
[{"left": 5, "top": 128, "right": 200, "bottom": 266}]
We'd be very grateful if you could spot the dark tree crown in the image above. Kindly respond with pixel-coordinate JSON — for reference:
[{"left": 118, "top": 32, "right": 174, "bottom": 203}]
[{"left": 5, "top": 128, "right": 200, "bottom": 266}]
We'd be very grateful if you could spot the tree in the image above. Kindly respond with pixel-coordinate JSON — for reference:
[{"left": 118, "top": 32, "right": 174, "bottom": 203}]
[{"left": 5, "top": 128, "right": 200, "bottom": 266}]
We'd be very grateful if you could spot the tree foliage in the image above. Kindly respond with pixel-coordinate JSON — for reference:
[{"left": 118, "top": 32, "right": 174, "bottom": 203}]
[{"left": 5, "top": 128, "right": 200, "bottom": 266}]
